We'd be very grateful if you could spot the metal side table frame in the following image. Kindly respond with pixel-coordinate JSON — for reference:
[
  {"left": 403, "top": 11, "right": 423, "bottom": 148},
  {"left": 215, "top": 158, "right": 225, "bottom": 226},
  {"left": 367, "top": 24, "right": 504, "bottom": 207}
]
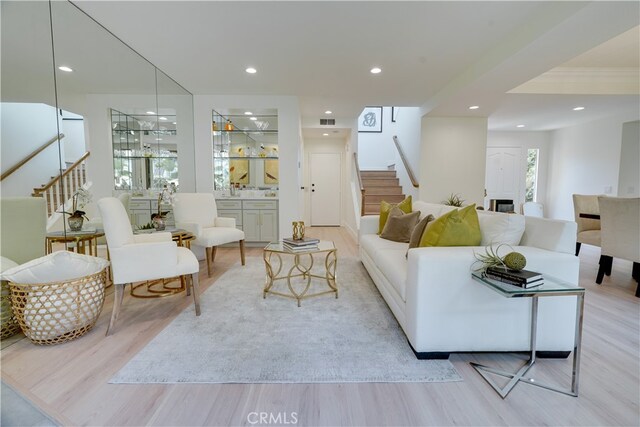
[{"left": 470, "top": 272, "right": 585, "bottom": 398}]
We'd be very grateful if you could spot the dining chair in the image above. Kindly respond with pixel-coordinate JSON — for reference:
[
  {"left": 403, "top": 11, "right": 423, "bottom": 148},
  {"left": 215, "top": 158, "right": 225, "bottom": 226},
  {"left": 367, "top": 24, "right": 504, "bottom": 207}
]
[
  {"left": 596, "top": 196, "right": 640, "bottom": 297},
  {"left": 98, "top": 197, "right": 201, "bottom": 335},
  {"left": 572, "top": 194, "right": 601, "bottom": 256},
  {"left": 172, "top": 193, "right": 245, "bottom": 277},
  {"left": 522, "top": 201, "right": 544, "bottom": 218}
]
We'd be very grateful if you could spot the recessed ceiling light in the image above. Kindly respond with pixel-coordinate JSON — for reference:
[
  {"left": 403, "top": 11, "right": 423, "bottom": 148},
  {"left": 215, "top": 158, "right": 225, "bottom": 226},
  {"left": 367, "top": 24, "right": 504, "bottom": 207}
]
[
  {"left": 245, "top": 67, "right": 257, "bottom": 74},
  {"left": 325, "top": 110, "right": 332, "bottom": 115},
  {"left": 159, "top": 117, "right": 167, "bottom": 121},
  {"left": 250, "top": 117, "right": 257, "bottom": 121},
  {"left": 244, "top": 111, "right": 253, "bottom": 115},
  {"left": 156, "top": 138, "right": 162, "bottom": 141},
  {"left": 573, "top": 106, "right": 585, "bottom": 111},
  {"left": 134, "top": 139, "right": 138, "bottom": 142},
  {"left": 146, "top": 111, "right": 156, "bottom": 115},
  {"left": 172, "top": 122, "right": 177, "bottom": 125},
  {"left": 469, "top": 105, "right": 480, "bottom": 110},
  {"left": 323, "top": 133, "right": 329, "bottom": 136},
  {"left": 58, "top": 66, "right": 73, "bottom": 72},
  {"left": 516, "top": 124, "right": 525, "bottom": 128},
  {"left": 370, "top": 67, "right": 382, "bottom": 74}
]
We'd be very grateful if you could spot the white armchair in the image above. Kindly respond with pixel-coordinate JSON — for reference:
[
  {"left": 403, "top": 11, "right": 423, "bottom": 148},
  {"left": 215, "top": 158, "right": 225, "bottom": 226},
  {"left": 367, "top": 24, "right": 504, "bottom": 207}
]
[
  {"left": 596, "top": 196, "right": 640, "bottom": 297},
  {"left": 172, "top": 193, "right": 246, "bottom": 277},
  {"left": 98, "top": 197, "right": 201, "bottom": 335},
  {"left": 572, "top": 194, "right": 601, "bottom": 255}
]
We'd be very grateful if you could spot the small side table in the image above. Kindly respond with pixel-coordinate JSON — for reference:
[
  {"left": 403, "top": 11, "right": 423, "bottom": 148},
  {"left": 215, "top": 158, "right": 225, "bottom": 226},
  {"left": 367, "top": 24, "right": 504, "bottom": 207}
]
[
  {"left": 129, "top": 229, "right": 195, "bottom": 298},
  {"left": 263, "top": 241, "right": 338, "bottom": 306},
  {"left": 46, "top": 229, "right": 105, "bottom": 256},
  {"left": 470, "top": 272, "right": 585, "bottom": 398}
]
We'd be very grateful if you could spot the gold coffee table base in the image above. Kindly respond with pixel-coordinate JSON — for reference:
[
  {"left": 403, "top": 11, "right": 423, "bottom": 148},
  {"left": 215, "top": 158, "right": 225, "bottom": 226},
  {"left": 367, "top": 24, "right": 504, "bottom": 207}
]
[{"left": 263, "top": 242, "right": 338, "bottom": 307}]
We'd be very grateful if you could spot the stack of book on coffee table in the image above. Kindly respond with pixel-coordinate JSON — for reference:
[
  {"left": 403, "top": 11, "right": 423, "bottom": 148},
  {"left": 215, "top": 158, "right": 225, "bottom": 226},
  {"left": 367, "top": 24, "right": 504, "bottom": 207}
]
[
  {"left": 282, "top": 237, "right": 320, "bottom": 252},
  {"left": 484, "top": 266, "right": 544, "bottom": 288}
]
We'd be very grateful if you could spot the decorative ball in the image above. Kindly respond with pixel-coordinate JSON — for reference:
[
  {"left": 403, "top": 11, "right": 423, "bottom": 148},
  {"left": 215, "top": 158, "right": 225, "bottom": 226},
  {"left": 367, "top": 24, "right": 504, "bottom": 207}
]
[{"left": 503, "top": 252, "right": 527, "bottom": 271}]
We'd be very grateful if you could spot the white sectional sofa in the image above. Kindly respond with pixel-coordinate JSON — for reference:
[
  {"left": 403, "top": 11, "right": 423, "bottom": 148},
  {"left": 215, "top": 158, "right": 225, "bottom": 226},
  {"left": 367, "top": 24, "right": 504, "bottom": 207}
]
[{"left": 359, "top": 201, "right": 580, "bottom": 359}]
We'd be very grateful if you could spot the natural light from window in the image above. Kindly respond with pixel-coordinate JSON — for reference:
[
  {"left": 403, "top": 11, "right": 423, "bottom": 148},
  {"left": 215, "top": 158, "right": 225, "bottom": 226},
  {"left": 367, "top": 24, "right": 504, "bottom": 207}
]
[{"left": 525, "top": 148, "right": 539, "bottom": 202}]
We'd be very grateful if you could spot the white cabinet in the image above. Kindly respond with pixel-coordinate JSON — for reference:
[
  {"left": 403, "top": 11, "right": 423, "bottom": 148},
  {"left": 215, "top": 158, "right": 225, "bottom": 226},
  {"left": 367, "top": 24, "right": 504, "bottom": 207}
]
[
  {"left": 217, "top": 199, "right": 278, "bottom": 243},
  {"left": 128, "top": 198, "right": 174, "bottom": 227}
]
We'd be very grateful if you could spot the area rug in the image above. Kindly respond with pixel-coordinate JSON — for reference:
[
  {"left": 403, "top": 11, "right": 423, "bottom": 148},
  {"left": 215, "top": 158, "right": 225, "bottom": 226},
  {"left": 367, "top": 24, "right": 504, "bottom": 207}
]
[{"left": 110, "top": 257, "right": 462, "bottom": 384}]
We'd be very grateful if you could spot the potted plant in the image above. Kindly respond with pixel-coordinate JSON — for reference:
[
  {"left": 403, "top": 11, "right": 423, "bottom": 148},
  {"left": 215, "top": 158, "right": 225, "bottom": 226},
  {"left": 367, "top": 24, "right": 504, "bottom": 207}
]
[
  {"left": 150, "top": 188, "right": 171, "bottom": 231},
  {"left": 65, "top": 188, "right": 92, "bottom": 231}
]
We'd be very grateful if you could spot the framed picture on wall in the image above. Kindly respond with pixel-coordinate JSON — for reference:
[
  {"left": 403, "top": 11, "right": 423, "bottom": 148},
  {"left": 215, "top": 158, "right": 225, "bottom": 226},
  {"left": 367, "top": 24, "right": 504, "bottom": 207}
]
[
  {"left": 358, "top": 106, "right": 383, "bottom": 133},
  {"left": 264, "top": 159, "right": 279, "bottom": 184},
  {"left": 230, "top": 159, "right": 249, "bottom": 184}
]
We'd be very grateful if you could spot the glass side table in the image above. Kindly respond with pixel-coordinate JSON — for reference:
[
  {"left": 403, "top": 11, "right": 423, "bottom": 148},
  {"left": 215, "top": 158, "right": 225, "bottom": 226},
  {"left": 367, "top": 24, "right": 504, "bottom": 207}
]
[
  {"left": 263, "top": 241, "right": 338, "bottom": 306},
  {"left": 470, "top": 271, "right": 585, "bottom": 398}
]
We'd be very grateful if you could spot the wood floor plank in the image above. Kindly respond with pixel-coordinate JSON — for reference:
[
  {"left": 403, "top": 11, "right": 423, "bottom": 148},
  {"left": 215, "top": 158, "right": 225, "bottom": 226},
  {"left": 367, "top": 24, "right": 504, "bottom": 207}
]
[{"left": 1, "top": 230, "right": 638, "bottom": 426}]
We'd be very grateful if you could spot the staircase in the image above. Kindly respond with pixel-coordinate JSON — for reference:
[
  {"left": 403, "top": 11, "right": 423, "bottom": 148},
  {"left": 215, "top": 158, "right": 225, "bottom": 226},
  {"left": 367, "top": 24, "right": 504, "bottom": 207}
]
[{"left": 361, "top": 170, "right": 405, "bottom": 215}]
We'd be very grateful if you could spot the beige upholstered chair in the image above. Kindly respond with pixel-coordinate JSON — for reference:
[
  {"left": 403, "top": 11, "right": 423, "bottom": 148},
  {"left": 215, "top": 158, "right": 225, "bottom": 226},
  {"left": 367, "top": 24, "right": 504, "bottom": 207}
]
[
  {"left": 596, "top": 196, "right": 640, "bottom": 297},
  {"left": 98, "top": 197, "right": 201, "bottom": 335},
  {"left": 172, "top": 193, "right": 245, "bottom": 277},
  {"left": 522, "top": 202, "right": 544, "bottom": 218},
  {"left": 572, "top": 194, "right": 601, "bottom": 256}
]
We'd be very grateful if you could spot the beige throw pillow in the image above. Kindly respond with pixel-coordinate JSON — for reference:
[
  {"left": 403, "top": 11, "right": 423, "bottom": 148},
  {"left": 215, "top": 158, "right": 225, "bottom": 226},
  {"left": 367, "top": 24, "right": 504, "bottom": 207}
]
[
  {"left": 380, "top": 207, "right": 420, "bottom": 243},
  {"left": 407, "top": 214, "right": 435, "bottom": 256}
]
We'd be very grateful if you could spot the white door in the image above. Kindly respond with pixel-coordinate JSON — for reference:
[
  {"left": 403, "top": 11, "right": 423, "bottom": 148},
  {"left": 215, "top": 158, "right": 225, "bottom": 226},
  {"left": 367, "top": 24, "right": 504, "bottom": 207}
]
[
  {"left": 485, "top": 147, "right": 521, "bottom": 207},
  {"left": 310, "top": 152, "right": 341, "bottom": 226}
]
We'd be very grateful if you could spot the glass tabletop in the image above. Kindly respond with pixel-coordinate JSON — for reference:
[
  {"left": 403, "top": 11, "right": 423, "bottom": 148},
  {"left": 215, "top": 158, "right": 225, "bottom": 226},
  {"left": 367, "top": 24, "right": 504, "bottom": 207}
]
[
  {"left": 471, "top": 271, "right": 584, "bottom": 297},
  {"left": 264, "top": 240, "right": 335, "bottom": 254}
]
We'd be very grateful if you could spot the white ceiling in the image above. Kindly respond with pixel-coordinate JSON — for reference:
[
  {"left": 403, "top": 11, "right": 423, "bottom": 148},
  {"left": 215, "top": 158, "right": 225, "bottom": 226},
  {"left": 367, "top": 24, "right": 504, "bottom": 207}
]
[{"left": 3, "top": 1, "right": 638, "bottom": 132}]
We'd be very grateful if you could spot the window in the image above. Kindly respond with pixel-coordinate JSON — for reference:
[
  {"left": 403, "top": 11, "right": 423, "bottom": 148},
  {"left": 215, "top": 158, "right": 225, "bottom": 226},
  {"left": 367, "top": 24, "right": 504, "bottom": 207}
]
[{"left": 525, "top": 149, "right": 539, "bottom": 202}]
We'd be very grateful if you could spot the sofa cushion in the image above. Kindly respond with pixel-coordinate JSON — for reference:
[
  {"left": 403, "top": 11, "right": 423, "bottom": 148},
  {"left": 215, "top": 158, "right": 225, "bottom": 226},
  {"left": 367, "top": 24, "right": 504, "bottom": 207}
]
[
  {"left": 378, "top": 196, "right": 412, "bottom": 234},
  {"left": 360, "top": 235, "right": 408, "bottom": 301},
  {"left": 419, "top": 204, "right": 481, "bottom": 247},
  {"left": 380, "top": 207, "right": 420, "bottom": 243},
  {"left": 412, "top": 201, "right": 456, "bottom": 220},
  {"left": 478, "top": 211, "right": 526, "bottom": 246}
]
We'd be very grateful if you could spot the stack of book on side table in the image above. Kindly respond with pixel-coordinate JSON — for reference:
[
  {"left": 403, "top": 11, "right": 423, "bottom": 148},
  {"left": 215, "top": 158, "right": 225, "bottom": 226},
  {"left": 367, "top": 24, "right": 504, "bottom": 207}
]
[
  {"left": 282, "top": 237, "right": 320, "bottom": 252},
  {"left": 484, "top": 266, "right": 544, "bottom": 288}
]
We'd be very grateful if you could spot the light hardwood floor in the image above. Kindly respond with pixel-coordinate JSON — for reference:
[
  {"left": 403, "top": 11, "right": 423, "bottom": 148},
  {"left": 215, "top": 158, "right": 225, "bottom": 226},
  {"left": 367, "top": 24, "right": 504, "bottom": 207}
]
[{"left": 1, "top": 227, "right": 638, "bottom": 426}]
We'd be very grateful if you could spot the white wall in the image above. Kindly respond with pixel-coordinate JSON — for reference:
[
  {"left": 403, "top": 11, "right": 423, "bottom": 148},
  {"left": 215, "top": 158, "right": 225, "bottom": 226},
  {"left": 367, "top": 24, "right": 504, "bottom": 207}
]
[
  {"left": 546, "top": 113, "right": 637, "bottom": 220},
  {"left": 357, "top": 106, "right": 395, "bottom": 170},
  {"left": 487, "top": 130, "right": 551, "bottom": 212},
  {"left": 618, "top": 121, "right": 640, "bottom": 197},
  {"left": 419, "top": 117, "right": 488, "bottom": 206},
  {"left": 1, "top": 103, "right": 62, "bottom": 197},
  {"left": 193, "top": 95, "right": 301, "bottom": 239}
]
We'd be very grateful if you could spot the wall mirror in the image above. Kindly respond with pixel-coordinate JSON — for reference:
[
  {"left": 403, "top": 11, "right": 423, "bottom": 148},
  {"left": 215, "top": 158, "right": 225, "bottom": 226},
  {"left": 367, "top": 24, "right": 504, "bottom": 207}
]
[{"left": 1, "top": 0, "right": 195, "bottom": 235}]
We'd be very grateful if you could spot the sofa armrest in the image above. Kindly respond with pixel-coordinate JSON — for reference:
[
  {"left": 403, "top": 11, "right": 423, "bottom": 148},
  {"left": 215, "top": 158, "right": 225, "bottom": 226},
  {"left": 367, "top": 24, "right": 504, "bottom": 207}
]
[
  {"left": 359, "top": 215, "right": 380, "bottom": 240},
  {"left": 521, "top": 217, "right": 577, "bottom": 255},
  {"left": 176, "top": 222, "right": 202, "bottom": 238},
  {"left": 215, "top": 216, "right": 236, "bottom": 228},
  {"left": 404, "top": 246, "right": 580, "bottom": 352}
]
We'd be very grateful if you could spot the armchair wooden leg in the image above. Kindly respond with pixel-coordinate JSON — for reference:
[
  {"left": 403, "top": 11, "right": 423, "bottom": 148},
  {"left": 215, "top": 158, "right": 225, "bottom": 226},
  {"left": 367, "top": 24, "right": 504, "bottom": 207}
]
[
  {"left": 212, "top": 247, "right": 217, "bottom": 263},
  {"left": 205, "top": 247, "right": 213, "bottom": 277},
  {"left": 191, "top": 272, "right": 201, "bottom": 316},
  {"left": 240, "top": 239, "right": 246, "bottom": 266},
  {"left": 106, "top": 283, "right": 125, "bottom": 336}
]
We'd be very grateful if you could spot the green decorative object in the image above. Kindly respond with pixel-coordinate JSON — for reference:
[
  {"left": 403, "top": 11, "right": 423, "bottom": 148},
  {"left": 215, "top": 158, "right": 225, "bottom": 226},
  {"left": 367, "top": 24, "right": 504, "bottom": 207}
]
[
  {"left": 473, "top": 244, "right": 526, "bottom": 272},
  {"left": 503, "top": 251, "right": 527, "bottom": 271},
  {"left": 443, "top": 193, "right": 464, "bottom": 207}
]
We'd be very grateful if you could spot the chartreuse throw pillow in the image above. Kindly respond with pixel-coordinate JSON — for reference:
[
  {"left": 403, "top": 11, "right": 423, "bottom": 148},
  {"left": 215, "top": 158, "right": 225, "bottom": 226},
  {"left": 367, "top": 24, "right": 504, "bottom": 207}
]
[
  {"left": 419, "top": 204, "right": 481, "bottom": 247},
  {"left": 378, "top": 195, "right": 412, "bottom": 234}
]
